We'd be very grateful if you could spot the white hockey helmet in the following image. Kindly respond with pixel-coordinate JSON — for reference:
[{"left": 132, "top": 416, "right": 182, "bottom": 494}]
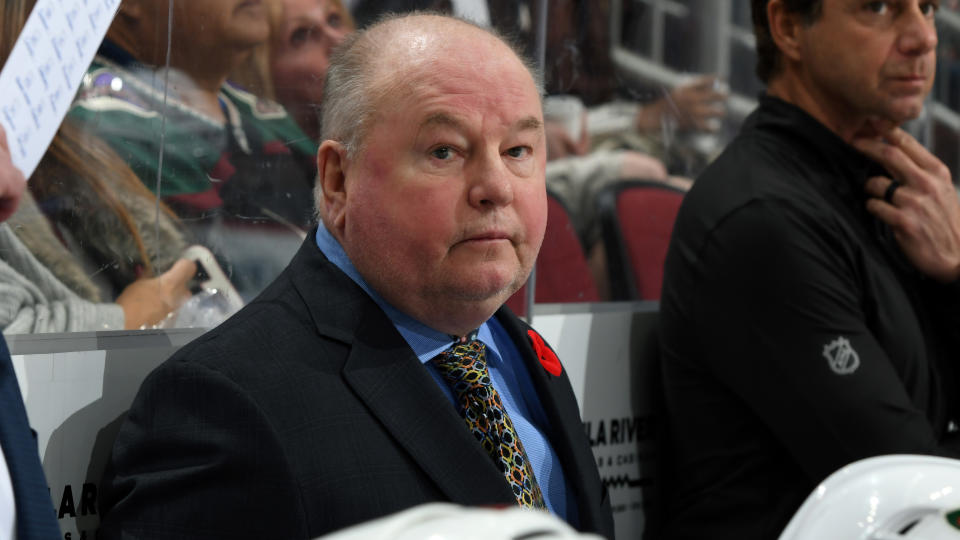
[
  {"left": 316, "top": 503, "right": 604, "bottom": 540},
  {"left": 781, "top": 455, "right": 960, "bottom": 540}
]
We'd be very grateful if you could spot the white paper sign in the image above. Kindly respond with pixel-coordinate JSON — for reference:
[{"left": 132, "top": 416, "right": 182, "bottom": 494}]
[{"left": 0, "top": 0, "right": 121, "bottom": 178}]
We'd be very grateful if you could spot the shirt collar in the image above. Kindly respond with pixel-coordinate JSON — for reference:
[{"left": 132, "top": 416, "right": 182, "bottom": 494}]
[
  {"left": 752, "top": 94, "right": 887, "bottom": 198},
  {"left": 751, "top": 94, "right": 916, "bottom": 272},
  {"left": 314, "top": 224, "right": 502, "bottom": 365}
]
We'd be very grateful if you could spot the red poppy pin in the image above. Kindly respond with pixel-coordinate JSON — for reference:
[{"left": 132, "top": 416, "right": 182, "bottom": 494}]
[{"left": 527, "top": 329, "right": 562, "bottom": 376}]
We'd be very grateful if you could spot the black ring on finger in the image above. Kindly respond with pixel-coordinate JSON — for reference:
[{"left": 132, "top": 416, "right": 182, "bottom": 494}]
[{"left": 883, "top": 181, "right": 900, "bottom": 205}]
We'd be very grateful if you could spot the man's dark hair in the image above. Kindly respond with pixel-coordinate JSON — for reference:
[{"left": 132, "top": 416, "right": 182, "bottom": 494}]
[{"left": 752, "top": 0, "right": 823, "bottom": 82}]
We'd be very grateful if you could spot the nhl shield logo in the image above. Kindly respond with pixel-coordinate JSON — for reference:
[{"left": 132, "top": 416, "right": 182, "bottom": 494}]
[{"left": 822, "top": 336, "right": 860, "bottom": 375}]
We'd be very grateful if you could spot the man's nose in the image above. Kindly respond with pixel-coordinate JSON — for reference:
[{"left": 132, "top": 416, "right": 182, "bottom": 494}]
[
  {"left": 898, "top": 5, "right": 938, "bottom": 56},
  {"left": 468, "top": 152, "right": 515, "bottom": 208}
]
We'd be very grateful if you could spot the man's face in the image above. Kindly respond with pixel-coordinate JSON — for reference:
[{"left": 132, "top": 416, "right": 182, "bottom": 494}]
[
  {"left": 336, "top": 33, "right": 547, "bottom": 334},
  {"left": 795, "top": 0, "right": 937, "bottom": 128}
]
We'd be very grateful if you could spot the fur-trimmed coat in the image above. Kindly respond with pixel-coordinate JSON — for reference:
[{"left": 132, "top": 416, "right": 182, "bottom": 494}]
[
  {"left": 0, "top": 217, "right": 123, "bottom": 335},
  {"left": 16, "top": 176, "right": 188, "bottom": 300}
]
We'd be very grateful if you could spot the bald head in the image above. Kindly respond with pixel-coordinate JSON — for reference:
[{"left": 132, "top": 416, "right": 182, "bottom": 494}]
[{"left": 320, "top": 13, "right": 542, "bottom": 158}]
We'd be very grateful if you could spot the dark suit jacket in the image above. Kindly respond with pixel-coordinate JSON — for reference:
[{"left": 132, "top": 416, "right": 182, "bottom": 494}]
[
  {"left": 100, "top": 235, "right": 613, "bottom": 539},
  {"left": 0, "top": 336, "right": 61, "bottom": 540}
]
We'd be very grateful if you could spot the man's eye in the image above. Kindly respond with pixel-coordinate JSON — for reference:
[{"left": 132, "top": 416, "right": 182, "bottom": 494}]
[
  {"left": 505, "top": 146, "right": 530, "bottom": 159},
  {"left": 920, "top": 2, "right": 938, "bottom": 16},
  {"left": 431, "top": 146, "right": 454, "bottom": 160},
  {"left": 328, "top": 12, "right": 343, "bottom": 29}
]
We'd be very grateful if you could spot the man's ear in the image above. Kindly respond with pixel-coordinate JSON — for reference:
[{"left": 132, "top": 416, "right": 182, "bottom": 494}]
[
  {"left": 316, "top": 140, "right": 349, "bottom": 233},
  {"left": 767, "top": 0, "right": 806, "bottom": 64}
]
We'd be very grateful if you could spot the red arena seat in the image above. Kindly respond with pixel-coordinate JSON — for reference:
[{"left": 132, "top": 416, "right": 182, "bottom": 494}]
[{"left": 596, "top": 180, "right": 686, "bottom": 300}]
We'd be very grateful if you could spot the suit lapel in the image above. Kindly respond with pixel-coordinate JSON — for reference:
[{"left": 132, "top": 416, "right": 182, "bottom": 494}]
[
  {"left": 341, "top": 311, "right": 516, "bottom": 505},
  {"left": 495, "top": 308, "right": 610, "bottom": 534},
  {"left": 288, "top": 235, "right": 515, "bottom": 505}
]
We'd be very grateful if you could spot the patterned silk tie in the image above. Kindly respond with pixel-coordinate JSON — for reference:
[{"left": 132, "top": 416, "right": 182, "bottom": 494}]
[{"left": 432, "top": 338, "right": 547, "bottom": 510}]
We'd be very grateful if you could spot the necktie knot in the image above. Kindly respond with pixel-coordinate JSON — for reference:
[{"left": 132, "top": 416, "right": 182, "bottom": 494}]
[{"left": 433, "top": 340, "right": 493, "bottom": 394}]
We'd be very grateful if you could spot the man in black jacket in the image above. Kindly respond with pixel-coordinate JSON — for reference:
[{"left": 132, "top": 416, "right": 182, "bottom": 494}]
[
  {"left": 98, "top": 13, "right": 613, "bottom": 540},
  {"left": 659, "top": 0, "right": 960, "bottom": 538}
]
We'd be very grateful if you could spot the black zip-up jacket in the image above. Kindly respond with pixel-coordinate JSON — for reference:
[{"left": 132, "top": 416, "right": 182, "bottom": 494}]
[{"left": 657, "top": 95, "right": 960, "bottom": 539}]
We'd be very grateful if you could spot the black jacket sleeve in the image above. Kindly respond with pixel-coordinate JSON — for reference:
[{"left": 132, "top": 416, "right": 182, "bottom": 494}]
[
  {"left": 690, "top": 199, "right": 957, "bottom": 484},
  {"left": 99, "top": 355, "right": 309, "bottom": 540}
]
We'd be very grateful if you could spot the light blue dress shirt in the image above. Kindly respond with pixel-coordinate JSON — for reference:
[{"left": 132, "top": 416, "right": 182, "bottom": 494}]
[{"left": 315, "top": 224, "right": 575, "bottom": 523}]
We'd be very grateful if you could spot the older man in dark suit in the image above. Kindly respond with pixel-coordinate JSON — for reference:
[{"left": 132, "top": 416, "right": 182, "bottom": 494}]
[{"left": 99, "top": 13, "right": 613, "bottom": 540}]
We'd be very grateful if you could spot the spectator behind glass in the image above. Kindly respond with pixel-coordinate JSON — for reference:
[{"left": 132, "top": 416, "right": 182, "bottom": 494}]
[
  {"left": 539, "top": 0, "right": 727, "bottom": 170},
  {"left": 233, "top": 0, "right": 354, "bottom": 140},
  {"left": 68, "top": 0, "right": 319, "bottom": 300},
  {"left": 270, "top": 0, "right": 354, "bottom": 139},
  {"left": 0, "top": 0, "right": 196, "bottom": 333}
]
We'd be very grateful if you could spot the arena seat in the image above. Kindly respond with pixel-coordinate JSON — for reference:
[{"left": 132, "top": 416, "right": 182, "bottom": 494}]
[
  {"left": 595, "top": 181, "right": 686, "bottom": 301},
  {"left": 506, "top": 191, "right": 599, "bottom": 316}
]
